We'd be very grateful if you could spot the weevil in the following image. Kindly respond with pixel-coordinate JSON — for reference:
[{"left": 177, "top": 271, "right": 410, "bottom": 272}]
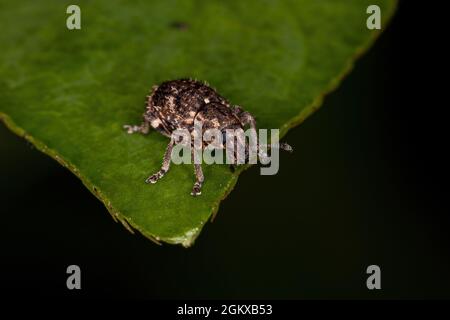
[{"left": 124, "top": 79, "right": 292, "bottom": 196}]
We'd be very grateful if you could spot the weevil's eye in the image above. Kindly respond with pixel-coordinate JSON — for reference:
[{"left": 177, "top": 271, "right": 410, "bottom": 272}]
[{"left": 233, "top": 105, "right": 243, "bottom": 115}]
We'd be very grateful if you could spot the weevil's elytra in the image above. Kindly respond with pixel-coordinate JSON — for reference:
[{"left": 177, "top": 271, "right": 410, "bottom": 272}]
[{"left": 123, "top": 79, "right": 292, "bottom": 196}]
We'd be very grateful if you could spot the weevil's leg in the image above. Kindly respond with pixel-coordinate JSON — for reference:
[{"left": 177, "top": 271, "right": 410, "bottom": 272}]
[
  {"left": 239, "top": 112, "right": 260, "bottom": 164},
  {"left": 191, "top": 164, "right": 204, "bottom": 196},
  {"left": 229, "top": 164, "right": 236, "bottom": 173},
  {"left": 145, "top": 139, "right": 174, "bottom": 184},
  {"left": 240, "top": 111, "right": 256, "bottom": 132},
  {"left": 123, "top": 120, "right": 150, "bottom": 135}
]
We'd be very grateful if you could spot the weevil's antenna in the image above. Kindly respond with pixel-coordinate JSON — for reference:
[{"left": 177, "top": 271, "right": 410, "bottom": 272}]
[
  {"left": 259, "top": 142, "right": 293, "bottom": 153},
  {"left": 279, "top": 142, "right": 293, "bottom": 153},
  {"left": 255, "top": 142, "right": 293, "bottom": 164}
]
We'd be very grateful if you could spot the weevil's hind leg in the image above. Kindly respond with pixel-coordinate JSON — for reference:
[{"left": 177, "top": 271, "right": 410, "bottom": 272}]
[
  {"left": 191, "top": 164, "right": 204, "bottom": 196},
  {"left": 123, "top": 121, "right": 150, "bottom": 135},
  {"left": 145, "top": 139, "right": 174, "bottom": 184}
]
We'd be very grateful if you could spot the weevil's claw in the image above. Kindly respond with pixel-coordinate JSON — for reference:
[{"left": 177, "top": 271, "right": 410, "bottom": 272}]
[
  {"left": 191, "top": 183, "right": 202, "bottom": 196},
  {"left": 145, "top": 175, "right": 158, "bottom": 184},
  {"left": 123, "top": 125, "right": 135, "bottom": 134},
  {"left": 145, "top": 169, "right": 167, "bottom": 184},
  {"left": 145, "top": 174, "right": 159, "bottom": 184}
]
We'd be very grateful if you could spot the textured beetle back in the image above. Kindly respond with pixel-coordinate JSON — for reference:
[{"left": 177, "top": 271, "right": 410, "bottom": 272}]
[{"left": 145, "top": 79, "right": 234, "bottom": 134}]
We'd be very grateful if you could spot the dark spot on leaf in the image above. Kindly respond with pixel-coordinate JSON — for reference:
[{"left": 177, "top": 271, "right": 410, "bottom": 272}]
[{"left": 170, "top": 21, "right": 189, "bottom": 31}]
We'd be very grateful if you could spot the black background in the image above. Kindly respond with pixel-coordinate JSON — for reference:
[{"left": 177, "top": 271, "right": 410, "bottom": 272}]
[{"left": 1, "top": 1, "right": 449, "bottom": 299}]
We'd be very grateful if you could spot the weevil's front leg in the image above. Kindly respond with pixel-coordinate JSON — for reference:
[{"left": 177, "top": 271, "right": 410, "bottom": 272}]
[
  {"left": 145, "top": 139, "right": 174, "bottom": 184},
  {"left": 191, "top": 164, "right": 204, "bottom": 196},
  {"left": 123, "top": 120, "right": 150, "bottom": 135},
  {"left": 240, "top": 111, "right": 256, "bottom": 132}
]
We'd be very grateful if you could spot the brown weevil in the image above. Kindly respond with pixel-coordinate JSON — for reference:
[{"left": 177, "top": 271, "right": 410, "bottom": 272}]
[{"left": 124, "top": 79, "right": 292, "bottom": 196}]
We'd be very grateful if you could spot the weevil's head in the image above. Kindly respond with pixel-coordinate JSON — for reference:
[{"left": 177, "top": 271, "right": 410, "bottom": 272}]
[{"left": 196, "top": 104, "right": 292, "bottom": 165}]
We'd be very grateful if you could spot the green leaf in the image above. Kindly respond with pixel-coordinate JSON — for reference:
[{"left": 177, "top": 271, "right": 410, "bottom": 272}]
[{"left": 0, "top": 0, "right": 396, "bottom": 246}]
